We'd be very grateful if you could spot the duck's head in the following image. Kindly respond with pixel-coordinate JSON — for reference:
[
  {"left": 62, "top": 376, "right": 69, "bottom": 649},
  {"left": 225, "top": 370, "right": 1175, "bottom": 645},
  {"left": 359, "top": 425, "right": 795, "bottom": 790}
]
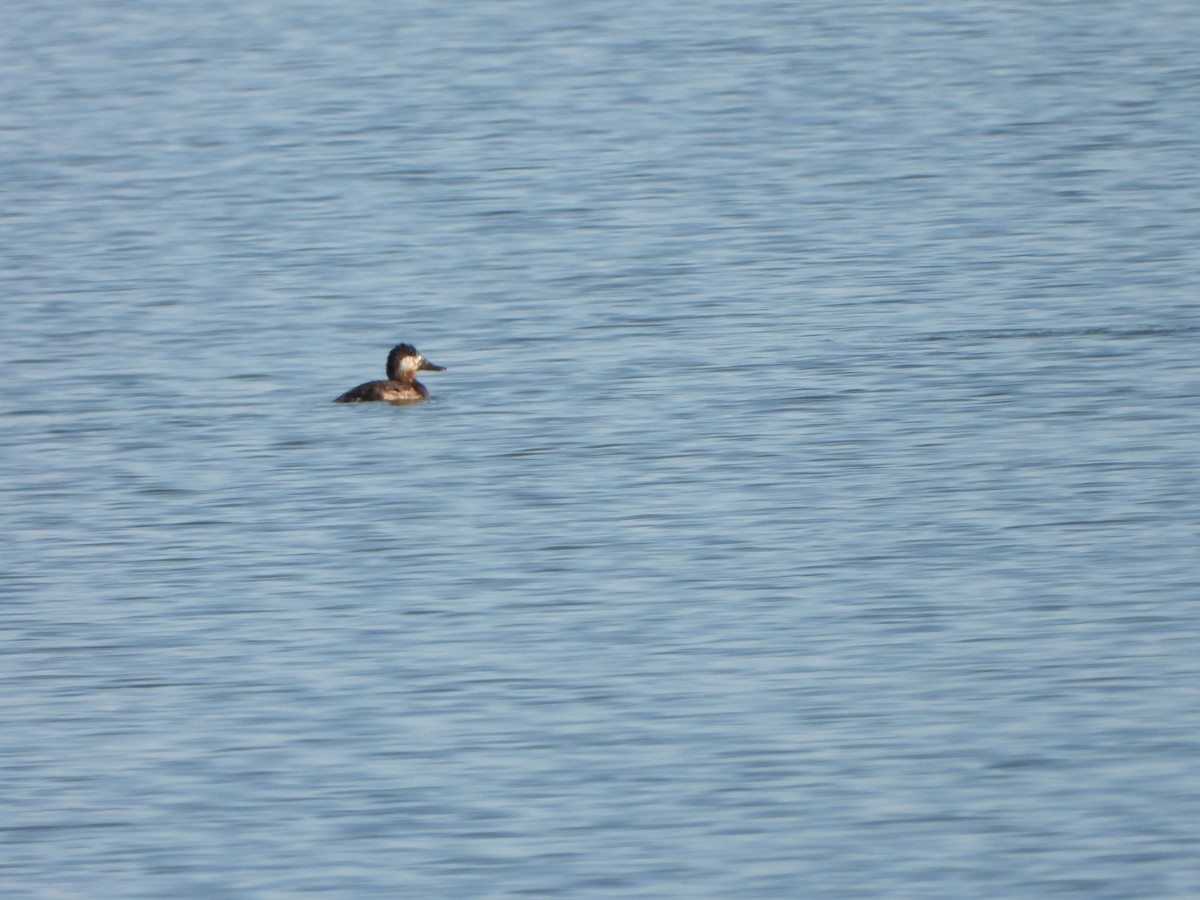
[{"left": 386, "top": 343, "right": 445, "bottom": 381}]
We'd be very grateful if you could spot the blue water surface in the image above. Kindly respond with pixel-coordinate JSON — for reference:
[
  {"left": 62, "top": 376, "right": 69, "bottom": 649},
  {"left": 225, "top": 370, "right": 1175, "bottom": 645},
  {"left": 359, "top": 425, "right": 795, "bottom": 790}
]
[{"left": 2, "top": 1, "right": 1199, "bottom": 896}]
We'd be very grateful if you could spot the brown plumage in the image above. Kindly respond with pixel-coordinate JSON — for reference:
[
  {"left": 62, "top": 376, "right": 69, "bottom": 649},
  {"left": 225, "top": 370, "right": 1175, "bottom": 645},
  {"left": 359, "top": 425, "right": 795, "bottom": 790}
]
[{"left": 334, "top": 343, "right": 445, "bottom": 403}]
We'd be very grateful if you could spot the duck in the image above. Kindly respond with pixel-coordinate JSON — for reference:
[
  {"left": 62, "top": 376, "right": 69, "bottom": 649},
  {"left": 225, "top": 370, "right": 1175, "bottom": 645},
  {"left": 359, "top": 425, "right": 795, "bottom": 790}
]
[{"left": 334, "top": 343, "right": 445, "bottom": 403}]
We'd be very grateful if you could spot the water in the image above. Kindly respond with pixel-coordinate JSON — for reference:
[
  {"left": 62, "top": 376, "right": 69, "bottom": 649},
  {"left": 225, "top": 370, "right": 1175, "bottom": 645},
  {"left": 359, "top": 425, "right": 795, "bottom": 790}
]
[{"left": 2, "top": 1, "right": 1199, "bottom": 896}]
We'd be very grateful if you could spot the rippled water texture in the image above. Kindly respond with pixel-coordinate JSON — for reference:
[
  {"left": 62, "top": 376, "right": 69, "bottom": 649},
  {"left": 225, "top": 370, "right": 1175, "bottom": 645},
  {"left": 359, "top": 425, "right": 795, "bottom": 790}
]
[{"left": 2, "top": 1, "right": 1199, "bottom": 896}]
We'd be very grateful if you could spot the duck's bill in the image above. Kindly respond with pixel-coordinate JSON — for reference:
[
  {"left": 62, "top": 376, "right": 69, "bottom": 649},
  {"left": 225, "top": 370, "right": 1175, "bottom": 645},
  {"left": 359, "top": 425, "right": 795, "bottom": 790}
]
[{"left": 419, "top": 359, "right": 445, "bottom": 371}]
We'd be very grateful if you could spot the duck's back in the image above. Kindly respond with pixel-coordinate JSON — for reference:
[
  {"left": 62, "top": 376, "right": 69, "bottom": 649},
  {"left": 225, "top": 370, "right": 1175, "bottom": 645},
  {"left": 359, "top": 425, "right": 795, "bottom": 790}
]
[{"left": 334, "top": 380, "right": 426, "bottom": 403}]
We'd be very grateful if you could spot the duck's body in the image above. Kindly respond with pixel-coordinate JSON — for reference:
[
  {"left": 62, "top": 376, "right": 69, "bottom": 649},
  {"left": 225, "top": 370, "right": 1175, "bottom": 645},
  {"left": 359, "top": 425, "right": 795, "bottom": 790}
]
[
  {"left": 335, "top": 343, "right": 444, "bottom": 404},
  {"left": 334, "top": 379, "right": 430, "bottom": 403}
]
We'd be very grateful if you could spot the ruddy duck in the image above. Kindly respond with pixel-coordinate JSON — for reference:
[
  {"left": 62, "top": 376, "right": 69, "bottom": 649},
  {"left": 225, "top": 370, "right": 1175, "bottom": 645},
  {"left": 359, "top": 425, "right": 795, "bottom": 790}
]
[{"left": 334, "top": 343, "right": 445, "bottom": 403}]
